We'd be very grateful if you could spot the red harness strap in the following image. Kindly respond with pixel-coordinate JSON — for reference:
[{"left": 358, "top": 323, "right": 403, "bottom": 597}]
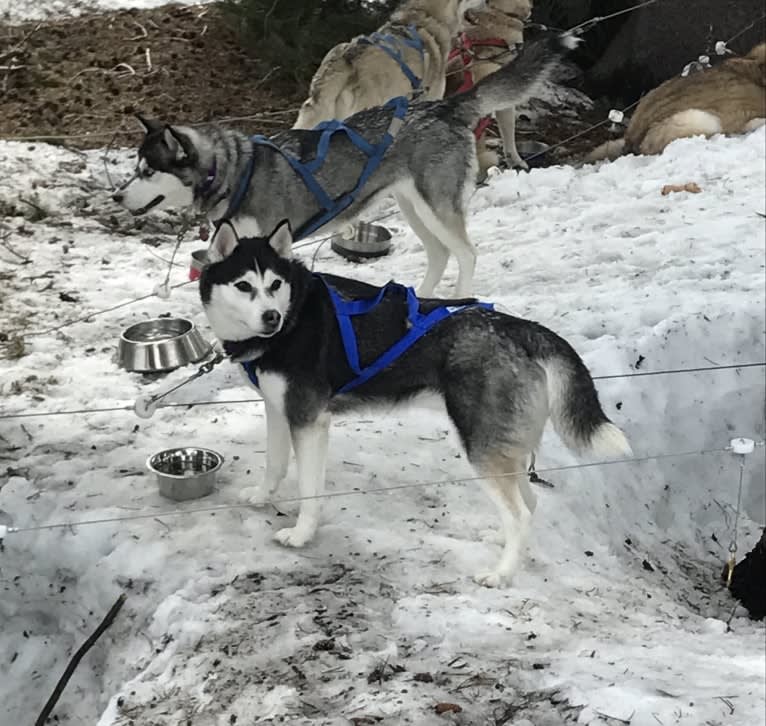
[{"left": 448, "top": 32, "right": 509, "bottom": 139}]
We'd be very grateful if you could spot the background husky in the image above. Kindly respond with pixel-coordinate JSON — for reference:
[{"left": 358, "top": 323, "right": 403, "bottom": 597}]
[
  {"left": 199, "top": 221, "right": 632, "bottom": 588},
  {"left": 293, "top": 0, "right": 484, "bottom": 129},
  {"left": 588, "top": 42, "right": 766, "bottom": 161},
  {"left": 114, "top": 33, "right": 575, "bottom": 297},
  {"left": 446, "top": 0, "right": 533, "bottom": 172}
]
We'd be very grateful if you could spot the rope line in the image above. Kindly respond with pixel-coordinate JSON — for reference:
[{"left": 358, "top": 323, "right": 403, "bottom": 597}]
[
  {"left": 4, "top": 445, "right": 730, "bottom": 536},
  {"left": 592, "top": 361, "right": 765, "bottom": 381},
  {"left": 724, "top": 11, "right": 766, "bottom": 46},
  {"left": 1, "top": 361, "right": 763, "bottom": 421},
  {"left": 522, "top": 9, "right": 766, "bottom": 165},
  {"left": 20, "top": 211, "right": 399, "bottom": 339},
  {"left": 27, "top": 280, "right": 195, "bottom": 337}
]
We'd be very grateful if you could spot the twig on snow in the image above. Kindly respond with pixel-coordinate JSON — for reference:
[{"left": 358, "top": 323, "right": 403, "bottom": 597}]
[
  {"left": 34, "top": 593, "right": 126, "bottom": 726},
  {"left": 0, "top": 236, "right": 30, "bottom": 264},
  {"left": 595, "top": 710, "right": 635, "bottom": 724}
]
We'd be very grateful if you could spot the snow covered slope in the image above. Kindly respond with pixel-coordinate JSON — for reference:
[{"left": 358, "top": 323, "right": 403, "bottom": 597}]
[
  {"left": 0, "top": 130, "right": 764, "bottom": 725},
  {"left": 1, "top": 0, "right": 211, "bottom": 23}
]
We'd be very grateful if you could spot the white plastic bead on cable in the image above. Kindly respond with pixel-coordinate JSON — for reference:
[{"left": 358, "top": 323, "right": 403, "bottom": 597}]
[
  {"left": 698, "top": 54, "right": 711, "bottom": 66},
  {"left": 153, "top": 282, "right": 171, "bottom": 300},
  {"left": 730, "top": 437, "right": 755, "bottom": 455},
  {"left": 134, "top": 394, "right": 159, "bottom": 420},
  {"left": 715, "top": 41, "right": 728, "bottom": 55},
  {"left": 608, "top": 109, "right": 624, "bottom": 124}
]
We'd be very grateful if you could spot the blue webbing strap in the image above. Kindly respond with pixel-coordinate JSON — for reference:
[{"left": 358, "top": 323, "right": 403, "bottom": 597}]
[
  {"left": 250, "top": 95, "right": 409, "bottom": 240},
  {"left": 358, "top": 24, "right": 425, "bottom": 90},
  {"left": 319, "top": 277, "right": 495, "bottom": 394},
  {"left": 239, "top": 277, "right": 495, "bottom": 395}
]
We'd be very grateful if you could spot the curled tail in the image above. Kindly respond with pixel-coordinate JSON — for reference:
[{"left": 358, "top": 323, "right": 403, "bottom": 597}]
[
  {"left": 449, "top": 31, "right": 579, "bottom": 125},
  {"left": 539, "top": 349, "right": 632, "bottom": 459}
]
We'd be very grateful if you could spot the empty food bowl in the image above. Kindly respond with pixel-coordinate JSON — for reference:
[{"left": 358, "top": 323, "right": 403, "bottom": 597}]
[
  {"left": 147, "top": 446, "right": 223, "bottom": 501},
  {"left": 331, "top": 222, "right": 392, "bottom": 260},
  {"left": 118, "top": 317, "right": 211, "bottom": 372}
]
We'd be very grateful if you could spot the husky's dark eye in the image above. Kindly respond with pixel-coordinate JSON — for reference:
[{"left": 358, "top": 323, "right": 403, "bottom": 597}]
[
  {"left": 235, "top": 281, "right": 253, "bottom": 294},
  {"left": 269, "top": 279, "right": 282, "bottom": 293}
]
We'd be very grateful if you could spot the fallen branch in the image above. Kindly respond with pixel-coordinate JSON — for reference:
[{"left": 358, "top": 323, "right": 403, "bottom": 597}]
[
  {"left": 34, "top": 593, "right": 126, "bottom": 726},
  {"left": 127, "top": 21, "right": 148, "bottom": 41},
  {"left": 595, "top": 709, "right": 634, "bottom": 724},
  {"left": 0, "top": 22, "right": 42, "bottom": 64},
  {"left": 0, "top": 236, "right": 30, "bottom": 264}
]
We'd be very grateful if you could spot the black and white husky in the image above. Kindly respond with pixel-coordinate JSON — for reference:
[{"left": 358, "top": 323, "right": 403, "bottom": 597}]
[
  {"left": 199, "top": 222, "right": 631, "bottom": 587},
  {"left": 114, "top": 32, "right": 576, "bottom": 297}
]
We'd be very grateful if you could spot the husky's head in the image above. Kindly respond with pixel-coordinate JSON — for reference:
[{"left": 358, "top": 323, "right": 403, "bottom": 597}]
[
  {"left": 199, "top": 220, "right": 296, "bottom": 343},
  {"left": 113, "top": 115, "right": 208, "bottom": 215}
]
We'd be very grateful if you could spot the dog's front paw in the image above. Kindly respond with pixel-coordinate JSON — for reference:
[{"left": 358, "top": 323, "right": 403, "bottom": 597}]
[
  {"left": 509, "top": 157, "right": 529, "bottom": 172},
  {"left": 274, "top": 526, "right": 314, "bottom": 548},
  {"left": 239, "top": 485, "right": 271, "bottom": 508},
  {"left": 474, "top": 570, "right": 508, "bottom": 588}
]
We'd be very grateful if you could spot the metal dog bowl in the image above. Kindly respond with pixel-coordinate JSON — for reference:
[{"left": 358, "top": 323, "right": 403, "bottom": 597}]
[
  {"left": 147, "top": 446, "right": 223, "bottom": 501},
  {"left": 518, "top": 140, "right": 550, "bottom": 167},
  {"left": 118, "top": 317, "right": 211, "bottom": 372},
  {"left": 189, "top": 248, "right": 209, "bottom": 282},
  {"left": 331, "top": 222, "right": 392, "bottom": 261}
]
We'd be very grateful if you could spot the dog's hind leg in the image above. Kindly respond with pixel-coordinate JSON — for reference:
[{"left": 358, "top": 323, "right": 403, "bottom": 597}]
[
  {"left": 240, "top": 400, "right": 291, "bottom": 507},
  {"left": 397, "top": 184, "right": 477, "bottom": 295},
  {"left": 496, "top": 106, "right": 528, "bottom": 170},
  {"left": 395, "top": 191, "right": 450, "bottom": 297},
  {"left": 472, "top": 450, "right": 537, "bottom": 588},
  {"left": 274, "top": 413, "right": 331, "bottom": 548},
  {"left": 416, "top": 202, "right": 477, "bottom": 297}
]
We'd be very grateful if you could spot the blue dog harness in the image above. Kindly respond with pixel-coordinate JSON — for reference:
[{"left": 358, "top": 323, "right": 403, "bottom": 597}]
[
  {"left": 219, "top": 96, "right": 409, "bottom": 240},
  {"left": 241, "top": 276, "right": 494, "bottom": 395},
  {"left": 357, "top": 24, "right": 425, "bottom": 92}
]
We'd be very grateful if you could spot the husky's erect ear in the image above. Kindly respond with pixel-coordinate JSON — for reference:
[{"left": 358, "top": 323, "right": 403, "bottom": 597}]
[
  {"left": 134, "top": 113, "right": 161, "bottom": 135},
  {"left": 268, "top": 220, "right": 293, "bottom": 258},
  {"left": 162, "top": 125, "right": 196, "bottom": 163},
  {"left": 209, "top": 221, "right": 240, "bottom": 262}
]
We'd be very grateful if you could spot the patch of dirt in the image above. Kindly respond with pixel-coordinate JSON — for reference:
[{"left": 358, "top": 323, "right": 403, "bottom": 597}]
[
  {"left": 0, "top": 2, "right": 304, "bottom": 147},
  {"left": 0, "top": 2, "right": 614, "bottom": 161}
]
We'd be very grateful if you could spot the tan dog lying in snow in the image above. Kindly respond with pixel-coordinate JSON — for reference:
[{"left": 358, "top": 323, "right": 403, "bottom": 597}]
[{"left": 589, "top": 42, "right": 766, "bottom": 161}]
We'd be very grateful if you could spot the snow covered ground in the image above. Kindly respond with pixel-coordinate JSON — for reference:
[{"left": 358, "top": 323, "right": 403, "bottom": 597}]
[
  {"left": 0, "top": 0, "right": 211, "bottom": 23},
  {"left": 0, "top": 130, "right": 764, "bottom": 726}
]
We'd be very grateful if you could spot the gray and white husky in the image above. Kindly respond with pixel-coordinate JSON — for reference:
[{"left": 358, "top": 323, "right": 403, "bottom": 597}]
[
  {"left": 199, "top": 221, "right": 631, "bottom": 588},
  {"left": 114, "top": 32, "right": 576, "bottom": 297}
]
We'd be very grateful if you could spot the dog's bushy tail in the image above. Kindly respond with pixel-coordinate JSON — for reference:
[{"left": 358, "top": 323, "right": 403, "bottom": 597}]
[
  {"left": 539, "top": 348, "right": 632, "bottom": 459},
  {"left": 450, "top": 31, "right": 578, "bottom": 124}
]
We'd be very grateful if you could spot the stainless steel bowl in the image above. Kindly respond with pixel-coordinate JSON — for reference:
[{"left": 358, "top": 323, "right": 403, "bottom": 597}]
[
  {"left": 118, "top": 317, "right": 211, "bottom": 372},
  {"left": 147, "top": 446, "right": 223, "bottom": 501},
  {"left": 331, "top": 222, "right": 392, "bottom": 260}
]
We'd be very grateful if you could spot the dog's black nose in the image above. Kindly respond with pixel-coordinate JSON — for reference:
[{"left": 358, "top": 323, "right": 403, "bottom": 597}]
[
  {"left": 112, "top": 192, "right": 124, "bottom": 203},
  {"left": 262, "top": 310, "right": 281, "bottom": 328}
]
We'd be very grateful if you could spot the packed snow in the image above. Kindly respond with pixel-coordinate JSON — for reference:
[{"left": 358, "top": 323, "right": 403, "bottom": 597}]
[
  {"left": 0, "top": 129, "right": 765, "bottom": 726},
  {"left": 0, "top": 0, "right": 212, "bottom": 23}
]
